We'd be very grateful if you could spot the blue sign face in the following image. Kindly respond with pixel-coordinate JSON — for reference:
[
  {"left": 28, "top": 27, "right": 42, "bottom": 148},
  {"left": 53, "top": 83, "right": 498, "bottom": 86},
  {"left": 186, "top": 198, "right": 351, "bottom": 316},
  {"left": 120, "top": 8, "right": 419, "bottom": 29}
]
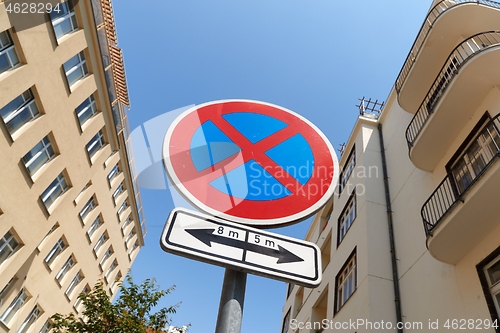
[{"left": 163, "top": 100, "right": 338, "bottom": 227}]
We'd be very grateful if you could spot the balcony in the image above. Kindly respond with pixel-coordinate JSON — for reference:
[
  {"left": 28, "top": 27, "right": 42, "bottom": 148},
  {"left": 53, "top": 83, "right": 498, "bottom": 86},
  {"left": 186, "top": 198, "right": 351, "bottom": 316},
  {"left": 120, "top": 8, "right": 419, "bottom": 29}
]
[
  {"left": 396, "top": 0, "right": 500, "bottom": 113},
  {"left": 422, "top": 115, "right": 500, "bottom": 264},
  {"left": 405, "top": 31, "right": 500, "bottom": 171}
]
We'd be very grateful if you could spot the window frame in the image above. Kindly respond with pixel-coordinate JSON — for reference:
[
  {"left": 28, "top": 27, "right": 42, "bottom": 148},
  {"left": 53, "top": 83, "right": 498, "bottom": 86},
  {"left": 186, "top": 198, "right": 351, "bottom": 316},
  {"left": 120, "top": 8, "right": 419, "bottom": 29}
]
[
  {"left": 86, "top": 129, "right": 106, "bottom": 160},
  {"left": 39, "top": 319, "right": 52, "bottom": 333},
  {"left": 65, "top": 271, "right": 83, "bottom": 298},
  {"left": 339, "top": 145, "right": 356, "bottom": 195},
  {"left": 477, "top": 246, "right": 500, "bottom": 328},
  {"left": 79, "top": 196, "right": 97, "bottom": 222},
  {"left": 99, "top": 246, "right": 113, "bottom": 271},
  {"left": 0, "top": 230, "right": 20, "bottom": 266},
  {"left": 87, "top": 215, "right": 103, "bottom": 240},
  {"left": 0, "top": 288, "right": 28, "bottom": 325},
  {"left": 0, "top": 89, "right": 40, "bottom": 135},
  {"left": 335, "top": 249, "right": 357, "bottom": 314},
  {"left": 41, "top": 172, "right": 69, "bottom": 210},
  {"left": 50, "top": 0, "right": 78, "bottom": 40},
  {"left": 55, "top": 255, "right": 75, "bottom": 283},
  {"left": 0, "top": 29, "right": 21, "bottom": 76},
  {"left": 76, "top": 94, "right": 98, "bottom": 128},
  {"left": 44, "top": 237, "right": 67, "bottom": 267},
  {"left": 93, "top": 232, "right": 108, "bottom": 256},
  {"left": 22, "top": 135, "right": 56, "bottom": 176},
  {"left": 63, "top": 51, "right": 88, "bottom": 88},
  {"left": 17, "top": 304, "right": 41, "bottom": 333},
  {"left": 107, "top": 164, "right": 121, "bottom": 184},
  {"left": 337, "top": 191, "right": 357, "bottom": 246}
]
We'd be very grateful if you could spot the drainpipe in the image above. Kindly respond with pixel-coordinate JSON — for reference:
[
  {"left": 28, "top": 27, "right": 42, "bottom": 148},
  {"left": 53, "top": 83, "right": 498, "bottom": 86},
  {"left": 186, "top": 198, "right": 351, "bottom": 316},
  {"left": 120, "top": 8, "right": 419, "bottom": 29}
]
[{"left": 377, "top": 123, "right": 404, "bottom": 332}]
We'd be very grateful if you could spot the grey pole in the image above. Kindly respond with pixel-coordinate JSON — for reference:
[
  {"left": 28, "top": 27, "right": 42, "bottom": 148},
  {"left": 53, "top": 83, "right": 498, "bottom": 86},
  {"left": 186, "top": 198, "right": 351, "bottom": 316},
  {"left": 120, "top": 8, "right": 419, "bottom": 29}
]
[{"left": 215, "top": 268, "right": 247, "bottom": 333}]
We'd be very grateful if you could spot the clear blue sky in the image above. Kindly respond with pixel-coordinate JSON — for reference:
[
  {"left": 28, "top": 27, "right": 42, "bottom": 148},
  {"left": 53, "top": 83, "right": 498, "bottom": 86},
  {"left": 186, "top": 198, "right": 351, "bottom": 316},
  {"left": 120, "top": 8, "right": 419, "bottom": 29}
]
[{"left": 113, "top": 1, "right": 431, "bottom": 332}]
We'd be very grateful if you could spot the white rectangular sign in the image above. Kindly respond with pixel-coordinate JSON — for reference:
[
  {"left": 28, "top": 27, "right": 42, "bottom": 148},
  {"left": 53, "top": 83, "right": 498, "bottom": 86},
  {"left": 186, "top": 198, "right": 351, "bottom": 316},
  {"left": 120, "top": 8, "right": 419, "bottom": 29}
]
[{"left": 160, "top": 208, "right": 322, "bottom": 287}]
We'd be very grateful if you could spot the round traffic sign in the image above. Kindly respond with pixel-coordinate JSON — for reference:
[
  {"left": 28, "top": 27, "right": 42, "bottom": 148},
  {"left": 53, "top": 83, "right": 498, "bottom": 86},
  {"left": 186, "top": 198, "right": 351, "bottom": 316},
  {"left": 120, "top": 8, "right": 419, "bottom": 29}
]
[{"left": 162, "top": 100, "right": 338, "bottom": 227}]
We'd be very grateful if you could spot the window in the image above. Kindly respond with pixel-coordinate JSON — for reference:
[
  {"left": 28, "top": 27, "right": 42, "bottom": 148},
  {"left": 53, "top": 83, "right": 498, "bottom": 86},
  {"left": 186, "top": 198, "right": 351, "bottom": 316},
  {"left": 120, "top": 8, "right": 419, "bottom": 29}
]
[
  {"left": 125, "top": 228, "right": 136, "bottom": 244},
  {"left": 117, "top": 199, "right": 129, "bottom": 217},
  {"left": 79, "top": 196, "right": 97, "bottom": 221},
  {"left": 0, "top": 30, "right": 20, "bottom": 75},
  {"left": 0, "top": 230, "right": 20, "bottom": 266},
  {"left": 0, "top": 89, "right": 39, "bottom": 135},
  {"left": 107, "top": 164, "right": 121, "bottom": 184},
  {"left": 121, "top": 215, "right": 133, "bottom": 234},
  {"left": 339, "top": 146, "right": 355, "bottom": 194},
  {"left": 76, "top": 94, "right": 98, "bottom": 127},
  {"left": 335, "top": 251, "right": 356, "bottom": 313},
  {"left": 0, "top": 288, "right": 28, "bottom": 325},
  {"left": 41, "top": 172, "right": 69, "bottom": 209},
  {"left": 50, "top": 0, "right": 77, "bottom": 40},
  {"left": 129, "top": 241, "right": 139, "bottom": 258},
  {"left": 93, "top": 232, "right": 108, "bottom": 255},
  {"left": 338, "top": 193, "right": 356, "bottom": 245},
  {"left": 86, "top": 130, "right": 105, "bottom": 159},
  {"left": 17, "top": 304, "right": 41, "bottom": 333},
  {"left": 87, "top": 215, "right": 103, "bottom": 239},
  {"left": 63, "top": 51, "right": 88, "bottom": 87},
  {"left": 281, "top": 308, "right": 290, "bottom": 333},
  {"left": 112, "top": 183, "right": 125, "bottom": 203},
  {"left": 65, "top": 271, "right": 83, "bottom": 297},
  {"left": 478, "top": 249, "right": 500, "bottom": 323},
  {"left": 105, "top": 259, "right": 117, "bottom": 282},
  {"left": 39, "top": 320, "right": 52, "bottom": 333},
  {"left": 45, "top": 238, "right": 66, "bottom": 266},
  {"left": 448, "top": 116, "right": 500, "bottom": 195},
  {"left": 110, "top": 271, "right": 122, "bottom": 292},
  {"left": 0, "top": 277, "right": 15, "bottom": 307},
  {"left": 56, "top": 256, "right": 75, "bottom": 282},
  {"left": 74, "top": 284, "right": 90, "bottom": 311},
  {"left": 22, "top": 135, "right": 56, "bottom": 176},
  {"left": 99, "top": 246, "right": 113, "bottom": 270}
]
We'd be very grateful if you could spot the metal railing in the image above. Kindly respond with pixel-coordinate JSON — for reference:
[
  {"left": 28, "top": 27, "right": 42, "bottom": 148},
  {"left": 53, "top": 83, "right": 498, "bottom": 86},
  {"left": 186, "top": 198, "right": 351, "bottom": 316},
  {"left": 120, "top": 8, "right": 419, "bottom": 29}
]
[
  {"left": 406, "top": 31, "right": 500, "bottom": 148},
  {"left": 395, "top": 0, "right": 500, "bottom": 94},
  {"left": 421, "top": 114, "right": 500, "bottom": 235}
]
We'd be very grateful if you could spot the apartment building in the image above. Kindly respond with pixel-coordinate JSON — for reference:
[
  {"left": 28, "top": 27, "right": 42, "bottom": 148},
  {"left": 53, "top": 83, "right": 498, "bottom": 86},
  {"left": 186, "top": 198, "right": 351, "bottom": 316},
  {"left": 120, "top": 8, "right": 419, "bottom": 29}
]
[
  {"left": 0, "top": 0, "right": 145, "bottom": 332},
  {"left": 282, "top": 0, "right": 500, "bottom": 332}
]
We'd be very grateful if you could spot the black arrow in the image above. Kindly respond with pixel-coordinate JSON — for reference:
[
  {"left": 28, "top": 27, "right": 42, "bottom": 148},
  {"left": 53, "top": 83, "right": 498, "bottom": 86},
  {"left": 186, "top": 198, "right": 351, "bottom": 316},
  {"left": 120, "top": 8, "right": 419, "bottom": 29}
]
[{"left": 185, "top": 228, "right": 304, "bottom": 264}]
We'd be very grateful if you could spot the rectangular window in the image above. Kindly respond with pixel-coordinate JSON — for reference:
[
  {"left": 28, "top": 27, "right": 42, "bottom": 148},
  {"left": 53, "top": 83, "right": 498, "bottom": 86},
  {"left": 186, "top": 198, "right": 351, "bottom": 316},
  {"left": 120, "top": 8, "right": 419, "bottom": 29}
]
[
  {"left": 125, "top": 228, "right": 136, "bottom": 244},
  {"left": 335, "top": 251, "right": 356, "bottom": 313},
  {"left": 110, "top": 271, "right": 122, "bottom": 292},
  {"left": 73, "top": 284, "right": 90, "bottom": 311},
  {"left": 0, "top": 89, "right": 39, "bottom": 135},
  {"left": 76, "top": 94, "right": 98, "bottom": 127},
  {"left": 93, "top": 232, "right": 108, "bottom": 255},
  {"left": 281, "top": 308, "right": 290, "bottom": 333},
  {"left": 45, "top": 238, "right": 66, "bottom": 266},
  {"left": 0, "top": 30, "right": 20, "bottom": 75},
  {"left": 129, "top": 241, "right": 139, "bottom": 257},
  {"left": 112, "top": 183, "right": 125, "bottom": 202},
  {"left": 39, "top": 320, "right": 52, "bottom": 333},
  {"left": 22, "top": 135, "right": 56, "bottom": 176},
  {"left": 65, "top": 271, "right": 82, "bottom": 297},
  {"left": 338, "top": 193, "right": 356, "bottom": 245},
  {"left": 105, "top": 260, "right": 117, "bottom": 282},
  {"left": 0, "top": 230, "right": 20, "bottom": 266},
  {"left": 477, "top": 249, "right": 500, "bottom": 324},
  {"left": 17, "top": 304, "right": 41, "bottom": 333},
  {"left": 0, "top": 277, "right": 15, "bottom": 307},
  {"left": 448, "top": 116, "right": 500, "bottom": 195},
  {"left": 79, "top": 196, "right": 97, "bottom": 221},
  {"left": 117, "top": 199, "right": 129, "bottom": 217},
  {"left": 99, "top": 246, "right": 113, "bottom": 270},
  {"left": 339, "top": 146, "right": 356, "bottom": 194},
  {"left": 0, "top": 288, "right": 28, "bottom": 325},
  {"left": 64, "top": 51, "right": 88, "bottom": 87},
  {"left": 50, "top": 0, "right": 77, "bottom": 40},
  {"left": 121, "top": 215, "right": 133, "bottom": 234},
  {"left": 86, "top": 130, "right": 105, "bottom": 159},
  {"left": 41, "top": 172, "right": 68, "bottom": 209},
  {"left": 56, "top": 256, "right": 75, "bottom": 282},
  {"left": 87, "top": 215, "right": 103, "bottom": 239},
  {"left": 107, "top": 164, "right": 121, "bottom": 184}
]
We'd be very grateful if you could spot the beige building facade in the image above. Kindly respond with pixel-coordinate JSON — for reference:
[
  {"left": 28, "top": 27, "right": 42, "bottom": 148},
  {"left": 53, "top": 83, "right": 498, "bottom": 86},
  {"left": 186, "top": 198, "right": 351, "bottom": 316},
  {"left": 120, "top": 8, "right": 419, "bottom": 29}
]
[
  {"left": 0, "top": 0, "right": 145, "bottom": 332},
  {"left": 282, "top": 0, "right": 500, "bottom": 332}
]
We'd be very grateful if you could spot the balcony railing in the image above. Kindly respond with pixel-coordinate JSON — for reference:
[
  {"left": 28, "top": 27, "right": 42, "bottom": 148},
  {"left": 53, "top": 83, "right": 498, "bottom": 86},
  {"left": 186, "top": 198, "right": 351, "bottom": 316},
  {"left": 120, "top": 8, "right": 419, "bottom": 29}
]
[
  {"left": 395, "top": 0, "right": 500, "bottom": 94},
  {"left": 421, "top": 114, "right": 500, "bottom": 235},
  {"left": 405, "top": 31, "right": 500, "bottom": 149}
]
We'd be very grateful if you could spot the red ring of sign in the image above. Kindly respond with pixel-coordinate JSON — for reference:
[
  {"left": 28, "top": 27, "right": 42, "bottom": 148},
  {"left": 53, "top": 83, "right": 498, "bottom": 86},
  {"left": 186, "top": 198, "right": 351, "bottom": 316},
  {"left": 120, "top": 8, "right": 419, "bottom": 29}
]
[{"left": 163, "top": 100, "right": 338, "bottom": 227}]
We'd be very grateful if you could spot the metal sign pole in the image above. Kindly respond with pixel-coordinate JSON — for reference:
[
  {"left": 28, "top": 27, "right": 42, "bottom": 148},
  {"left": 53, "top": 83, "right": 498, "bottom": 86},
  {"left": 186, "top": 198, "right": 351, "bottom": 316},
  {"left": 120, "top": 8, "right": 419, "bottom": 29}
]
[{"left": 215, "top": 268, "right": 247, "bottom": 333}]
